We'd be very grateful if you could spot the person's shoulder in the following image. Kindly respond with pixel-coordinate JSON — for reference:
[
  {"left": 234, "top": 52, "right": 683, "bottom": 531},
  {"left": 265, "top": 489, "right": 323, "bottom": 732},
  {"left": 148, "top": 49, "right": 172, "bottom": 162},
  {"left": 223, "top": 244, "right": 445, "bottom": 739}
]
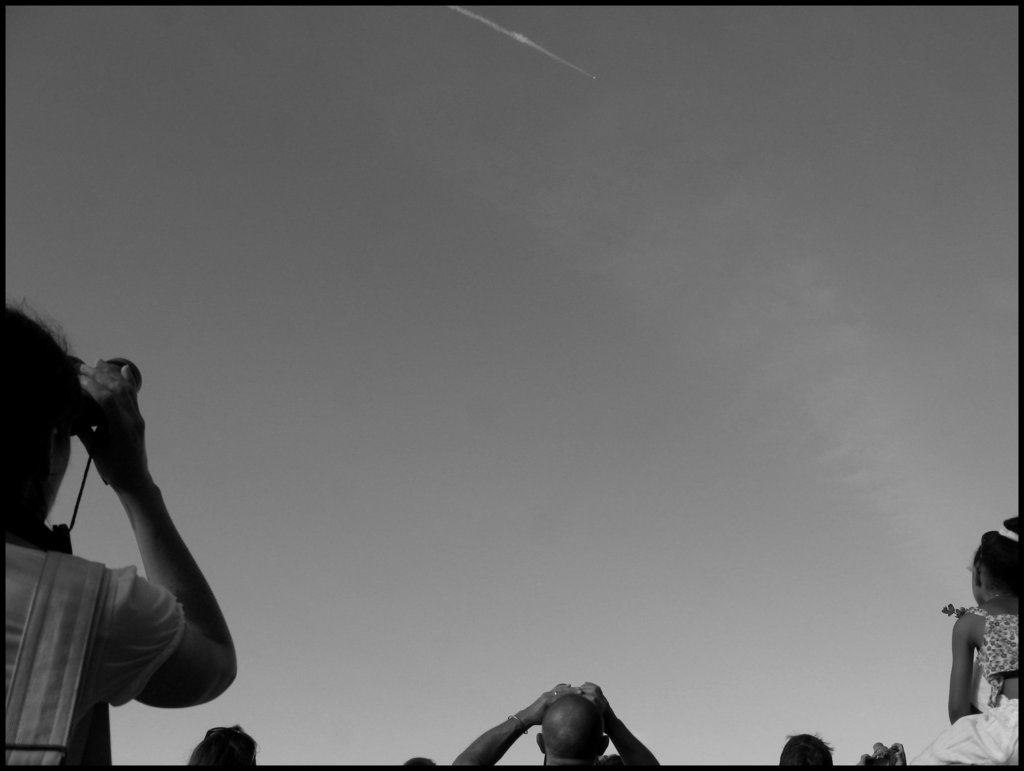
[
  {"left": 6, "top": 541, "right": 99, "bottom": 572},
  {"left": 952, "top": 610, "right": 986, "bottom": 637},
  {"left": 6, "top": 542, "right": 164, "bottom": 607},
  {"left": 6, "top": 540, "right": 45, "bottom": 560},
  {"left": 6, "top": 542, "right": 138, "bottom": 580}
]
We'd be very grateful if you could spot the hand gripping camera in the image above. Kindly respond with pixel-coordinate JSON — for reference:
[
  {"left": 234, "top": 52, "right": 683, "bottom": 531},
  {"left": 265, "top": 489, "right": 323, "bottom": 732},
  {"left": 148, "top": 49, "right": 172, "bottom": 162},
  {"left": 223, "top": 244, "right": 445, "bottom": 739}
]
[
  {"left": 69, "top": 357, "right": 143, "bottom": 438},
  {"left": 36, "top": 358, "right": 145, "bottom": 555}
]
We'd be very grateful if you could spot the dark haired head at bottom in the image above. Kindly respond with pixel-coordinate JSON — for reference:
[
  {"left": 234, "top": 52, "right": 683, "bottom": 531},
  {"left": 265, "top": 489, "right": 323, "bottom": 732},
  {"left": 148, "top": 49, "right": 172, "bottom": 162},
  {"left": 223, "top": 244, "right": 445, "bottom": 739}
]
[{"left": 188, "top": 725, "right": 257, "bottom": 766}]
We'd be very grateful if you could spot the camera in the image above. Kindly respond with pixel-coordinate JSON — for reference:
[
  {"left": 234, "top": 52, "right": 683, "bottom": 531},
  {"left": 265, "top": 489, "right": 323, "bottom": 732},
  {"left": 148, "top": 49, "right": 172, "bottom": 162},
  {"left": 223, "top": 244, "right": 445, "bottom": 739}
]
[
  {"left": 69, "top": 357, "right": 142, "bottom": 437},
  {"left": 861, "top": 743, "right": 905, "bottom": 766}
]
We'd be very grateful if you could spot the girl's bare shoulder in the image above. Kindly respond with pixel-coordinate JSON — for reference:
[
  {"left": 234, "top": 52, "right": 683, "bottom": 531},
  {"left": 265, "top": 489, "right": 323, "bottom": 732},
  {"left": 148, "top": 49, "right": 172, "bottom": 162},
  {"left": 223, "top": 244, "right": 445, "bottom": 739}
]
[{"left": 953, "top": 610, "right": 987, "bottom": 643}]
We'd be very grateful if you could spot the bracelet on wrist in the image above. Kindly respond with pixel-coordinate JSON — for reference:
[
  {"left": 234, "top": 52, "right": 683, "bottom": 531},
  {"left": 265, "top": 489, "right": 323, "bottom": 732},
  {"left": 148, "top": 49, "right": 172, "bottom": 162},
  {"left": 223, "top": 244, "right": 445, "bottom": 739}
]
[{"left": 508, "top": 714, "right": 529, "bottom": 735}]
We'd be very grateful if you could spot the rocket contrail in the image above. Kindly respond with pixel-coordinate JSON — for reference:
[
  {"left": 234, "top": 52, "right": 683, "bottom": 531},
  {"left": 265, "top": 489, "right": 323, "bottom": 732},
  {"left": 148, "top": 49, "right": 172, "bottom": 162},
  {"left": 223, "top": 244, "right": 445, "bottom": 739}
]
[{"left": 447, "top": 5, "right": 597, "bottom": 80}]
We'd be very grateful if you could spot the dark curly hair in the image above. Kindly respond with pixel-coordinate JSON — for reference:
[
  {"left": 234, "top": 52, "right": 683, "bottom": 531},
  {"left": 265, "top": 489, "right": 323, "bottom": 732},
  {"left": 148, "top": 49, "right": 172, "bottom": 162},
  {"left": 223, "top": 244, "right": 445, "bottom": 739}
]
[
  {"left": 188, "top": 725, "right": 257, "bottom": 765},
  {"left": 973, "top": 516, "right": 1020, "bottom": 596},
  {"left": 780, "top": 734, "right": 834, "bottom": 766},
  {"left": 5, "top": 303, "right": 82, "bottom": 523}
]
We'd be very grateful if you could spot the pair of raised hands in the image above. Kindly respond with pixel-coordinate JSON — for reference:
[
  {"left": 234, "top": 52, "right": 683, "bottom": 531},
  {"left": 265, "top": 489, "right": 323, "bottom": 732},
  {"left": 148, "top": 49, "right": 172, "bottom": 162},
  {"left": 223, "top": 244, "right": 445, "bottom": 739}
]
[
  {"left": 857, "top": 742, "right": 906, "bottom": 766},
  {"left": 517, "top": 682, "right": 615, "bottom": 729}
]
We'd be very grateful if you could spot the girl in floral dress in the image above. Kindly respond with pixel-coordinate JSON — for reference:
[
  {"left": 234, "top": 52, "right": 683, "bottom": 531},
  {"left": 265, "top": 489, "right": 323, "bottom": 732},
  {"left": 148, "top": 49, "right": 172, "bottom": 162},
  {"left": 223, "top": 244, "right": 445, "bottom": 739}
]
[{"left": 911, "top": 517, "right": 1018, "bottom": 765}]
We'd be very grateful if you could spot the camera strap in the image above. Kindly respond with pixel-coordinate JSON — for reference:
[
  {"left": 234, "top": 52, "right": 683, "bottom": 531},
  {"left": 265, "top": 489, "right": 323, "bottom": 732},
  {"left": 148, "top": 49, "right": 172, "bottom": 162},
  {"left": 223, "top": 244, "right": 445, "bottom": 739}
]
[
  {"left": 68, "top": 455, "right": 92, "bottom": 534},
  {"left": 6, "top": 454, "right": 92, "bottom": 555}
]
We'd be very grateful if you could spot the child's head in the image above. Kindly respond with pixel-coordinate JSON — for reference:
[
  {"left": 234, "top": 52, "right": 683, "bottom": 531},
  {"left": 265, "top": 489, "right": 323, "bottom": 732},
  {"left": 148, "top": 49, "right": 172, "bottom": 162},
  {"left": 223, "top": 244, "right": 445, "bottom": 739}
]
[
  {"left": 188, "top": 725, "right": 257, "bottom": 765},
  {"left": 779, "top": 733, "right": 834, "bottom": 765},
  {"left": 972, "top": 516, "right": 1019, "bottom": 600}
]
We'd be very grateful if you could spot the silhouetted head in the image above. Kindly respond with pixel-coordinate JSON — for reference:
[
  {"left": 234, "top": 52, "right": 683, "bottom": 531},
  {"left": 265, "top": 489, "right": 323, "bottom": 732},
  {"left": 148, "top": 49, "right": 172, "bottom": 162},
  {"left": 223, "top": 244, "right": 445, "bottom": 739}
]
[
  {"left": 780, "top": 733, "right": 834, "bottom": 765},
  {"left": 188, "top": 725, "right": 258, "bottom": 765},
  {"left": 536, "top": 694, "right": 609, "bottom": 765},
  {"left": 403, "top": 758, "right": 437, "bottom": 766},
  {"left": 5, "top": 304, "right": 82, "bottom": 527},
  {"left": 972, "top": 517, "right": 1019, "bottom": 598}
]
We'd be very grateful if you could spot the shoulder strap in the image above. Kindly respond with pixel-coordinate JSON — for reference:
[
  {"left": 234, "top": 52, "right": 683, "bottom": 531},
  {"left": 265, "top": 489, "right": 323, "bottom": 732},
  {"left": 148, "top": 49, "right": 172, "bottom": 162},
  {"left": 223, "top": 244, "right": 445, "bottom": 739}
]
[{"left": 5, "top": 552, "right": 108, "bottom": 765}]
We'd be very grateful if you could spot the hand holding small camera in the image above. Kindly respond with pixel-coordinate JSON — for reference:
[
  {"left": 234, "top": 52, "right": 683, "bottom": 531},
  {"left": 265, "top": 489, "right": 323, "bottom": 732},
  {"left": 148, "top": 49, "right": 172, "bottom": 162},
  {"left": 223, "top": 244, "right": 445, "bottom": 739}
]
[
  {"left": 858, "top": 742, "right": 906, "bottom": 765},
  {"left": 75, "top": 358, "right": 152, "bottom": 493}
]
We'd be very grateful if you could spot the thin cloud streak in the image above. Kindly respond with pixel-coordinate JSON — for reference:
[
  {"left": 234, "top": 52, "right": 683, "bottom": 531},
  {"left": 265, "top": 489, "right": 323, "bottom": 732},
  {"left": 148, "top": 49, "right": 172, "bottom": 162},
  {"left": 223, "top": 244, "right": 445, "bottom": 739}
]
[{"left": 447, "top": 5, "right": 597, "bottom": 79}]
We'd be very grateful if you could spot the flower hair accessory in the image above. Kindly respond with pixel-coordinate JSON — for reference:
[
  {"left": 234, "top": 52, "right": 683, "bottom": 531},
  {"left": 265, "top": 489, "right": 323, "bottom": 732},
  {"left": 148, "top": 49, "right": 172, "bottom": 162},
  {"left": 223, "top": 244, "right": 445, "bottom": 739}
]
[{"left": 997, "top": 527, "right": 1018, "bottom": 543}]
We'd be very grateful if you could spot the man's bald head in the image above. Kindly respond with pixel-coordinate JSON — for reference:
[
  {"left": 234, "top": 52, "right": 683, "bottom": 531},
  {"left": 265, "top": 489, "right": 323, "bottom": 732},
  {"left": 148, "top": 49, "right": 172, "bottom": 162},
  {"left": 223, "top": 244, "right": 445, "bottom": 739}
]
[{"left": 539, "top": 694, "right": 606, "bottom": 763}]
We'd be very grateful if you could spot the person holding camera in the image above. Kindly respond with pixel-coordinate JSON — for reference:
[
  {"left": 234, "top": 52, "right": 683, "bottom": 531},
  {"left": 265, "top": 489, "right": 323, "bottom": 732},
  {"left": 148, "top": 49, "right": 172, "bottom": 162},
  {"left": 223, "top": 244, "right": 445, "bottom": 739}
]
[
  {"left": 5, "top": 304, "right": 237, "bottom": 764},
  {"left": 452, "top": 682, "right": 658, "bottom": 766}
]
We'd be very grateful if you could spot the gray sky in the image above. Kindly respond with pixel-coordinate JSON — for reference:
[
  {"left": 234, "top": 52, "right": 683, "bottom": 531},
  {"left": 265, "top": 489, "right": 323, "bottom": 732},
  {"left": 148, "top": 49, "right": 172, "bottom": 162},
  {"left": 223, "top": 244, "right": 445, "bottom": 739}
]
[{"left": 6, "top": 6, "right": 1018, "bottom": 765}]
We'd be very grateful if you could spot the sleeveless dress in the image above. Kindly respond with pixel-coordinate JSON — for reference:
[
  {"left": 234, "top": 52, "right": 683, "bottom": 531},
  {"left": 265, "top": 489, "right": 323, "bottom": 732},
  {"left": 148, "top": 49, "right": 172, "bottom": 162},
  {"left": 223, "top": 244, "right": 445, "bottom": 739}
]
[
  {"left": 968, "top": 607, "right": 1019, "bottom": 709},
  {"left": 911, "top": 607, "right": 1018, "bottom": 765}
]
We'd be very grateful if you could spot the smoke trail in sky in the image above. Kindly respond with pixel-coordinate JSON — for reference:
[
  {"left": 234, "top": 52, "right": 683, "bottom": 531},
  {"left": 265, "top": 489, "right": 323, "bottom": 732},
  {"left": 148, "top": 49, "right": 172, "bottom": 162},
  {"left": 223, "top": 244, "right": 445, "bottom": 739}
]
[{"left": 447, "top": 5, "right": 597, "bottom": 80}]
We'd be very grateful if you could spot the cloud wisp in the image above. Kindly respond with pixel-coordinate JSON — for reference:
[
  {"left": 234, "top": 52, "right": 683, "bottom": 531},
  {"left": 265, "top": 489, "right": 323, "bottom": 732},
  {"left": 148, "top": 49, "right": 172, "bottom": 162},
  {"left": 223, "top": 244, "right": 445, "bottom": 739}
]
[{"left": 447, "top": 5, "right": 597, "bottom": 80}]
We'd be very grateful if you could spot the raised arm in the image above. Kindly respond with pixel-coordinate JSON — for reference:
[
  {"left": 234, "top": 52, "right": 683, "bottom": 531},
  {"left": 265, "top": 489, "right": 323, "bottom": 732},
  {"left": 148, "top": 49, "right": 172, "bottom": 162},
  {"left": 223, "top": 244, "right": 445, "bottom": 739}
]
[
  {"left": 578, "top": 682, "right": 659, "bottom": 766},
  {"left": 453, "top": 684, "right": 575, "bottom": 765},
  {"left": 78, "top": 360, "right": 236, "bottom": 707}
]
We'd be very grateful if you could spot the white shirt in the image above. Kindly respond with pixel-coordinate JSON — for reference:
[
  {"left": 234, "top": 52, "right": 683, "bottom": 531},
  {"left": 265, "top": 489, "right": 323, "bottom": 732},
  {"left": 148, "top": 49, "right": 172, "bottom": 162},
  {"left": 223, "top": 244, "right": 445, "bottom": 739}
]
[{"left": 6, "top": 542, "right": 185, "bottom": 727}]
